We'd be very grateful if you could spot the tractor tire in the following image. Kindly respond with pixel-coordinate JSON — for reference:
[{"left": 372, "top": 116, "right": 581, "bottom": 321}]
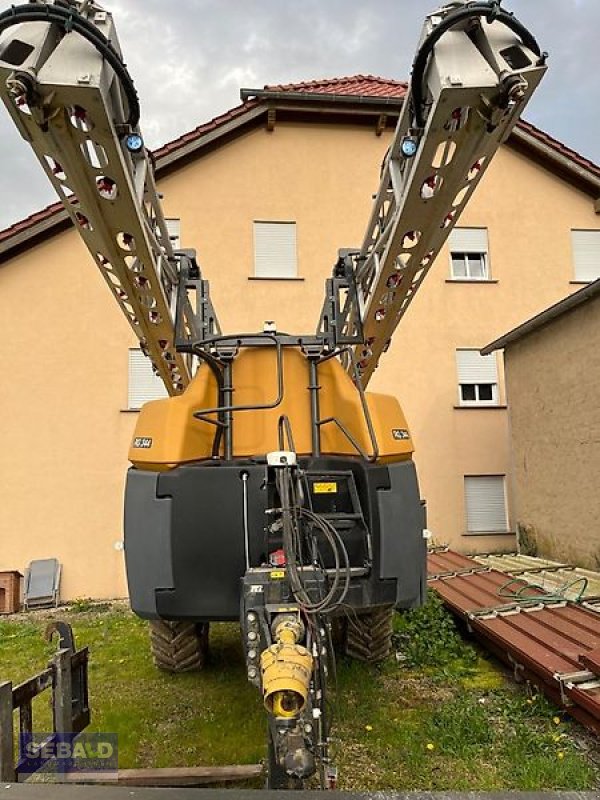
[
  {"left": 343, "top": 605, "right": 394, "bottom": 663},
  {"left": 148, "top": 620, "right": 209, "bottom": 673}
]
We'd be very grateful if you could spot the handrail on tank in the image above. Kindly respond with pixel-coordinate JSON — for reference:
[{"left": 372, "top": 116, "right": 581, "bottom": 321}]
[{"left": 316, "top": 347, "right": 379, "bottom": 463}]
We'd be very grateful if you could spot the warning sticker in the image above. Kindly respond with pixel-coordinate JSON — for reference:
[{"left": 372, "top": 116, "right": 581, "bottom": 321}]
[
  {"left": 313, "top": 482, "right": 338, "bottom": 494},
  {"left": 270, "top": 570, "right": 285, "bottom": 580}
]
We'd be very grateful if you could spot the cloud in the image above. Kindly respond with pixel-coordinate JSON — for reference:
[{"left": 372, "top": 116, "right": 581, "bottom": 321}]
[{"left": 0, "top": 0, "right": 598, "bottom": 231}]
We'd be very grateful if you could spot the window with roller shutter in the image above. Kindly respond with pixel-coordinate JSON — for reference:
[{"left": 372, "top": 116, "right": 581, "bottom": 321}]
[
  {"left": 456, "top": 349, "right": 499, "bottom": 406},
  {"left": 127, "top": 219, "right": 180, "bottom": 409},
  {"left": 165, "top": 218, "right": 181, "bottom": 249},
  {"left": 449, "top": 227, "right": 490, "bottom": 280},
  {"left": 572, "top": 230, "right": 600, "bottom": 282},
  {"left": 128, "top": 348, "right": 168, "bottom": 410},
  {"left": 253, "top": 221, "right": 297, "bottom": 278},
  {"left": 464, "top": 475, "right": 509, "bottom": 533}
]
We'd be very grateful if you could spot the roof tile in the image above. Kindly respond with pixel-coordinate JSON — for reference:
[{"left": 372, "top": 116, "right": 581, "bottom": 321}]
[
  {"left": 0, "top": 199, "right": 64, "bottom": 244},
  {"left": 517, "top": 118, "right": 600, "bottom": 179},
  {"left": 264, "top": 74, "right": 408, "bottom": 98}
]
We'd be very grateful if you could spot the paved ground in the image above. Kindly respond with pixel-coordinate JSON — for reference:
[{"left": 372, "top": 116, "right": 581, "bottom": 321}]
[{"left": 0, "top": 787, "right": 598, "bottom": 799}]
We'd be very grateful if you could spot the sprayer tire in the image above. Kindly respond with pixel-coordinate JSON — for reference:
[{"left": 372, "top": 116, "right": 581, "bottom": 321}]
[
  {"left": 149, "top": 619, "right": 209, "bottom": 673},
  {"left": 343, "top": 605, "right": 394, "bottom": 663}
]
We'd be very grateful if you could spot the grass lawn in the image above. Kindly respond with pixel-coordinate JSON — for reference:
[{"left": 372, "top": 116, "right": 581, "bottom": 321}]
[{"left": 0, "top": 595, "right": 598, "bottom": 791}]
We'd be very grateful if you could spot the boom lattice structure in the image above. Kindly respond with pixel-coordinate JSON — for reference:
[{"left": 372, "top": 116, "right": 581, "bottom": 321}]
[
  {"left": 0, "top": 1, "right": 208, "bottom": 393},
  {"left": 341, "top": 4, "right": 546, "bottom": 385}
]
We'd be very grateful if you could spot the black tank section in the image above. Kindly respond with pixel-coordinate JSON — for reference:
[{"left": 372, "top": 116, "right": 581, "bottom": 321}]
[{"left": 124, "top": 456, "right": 426, "bottom": 622}]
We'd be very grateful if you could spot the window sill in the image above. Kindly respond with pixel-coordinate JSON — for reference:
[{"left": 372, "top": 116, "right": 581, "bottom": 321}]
[
  {"left": 454, "top": 404, "right": 507, "bottom": 410},
  {"left": 462, "top": 530, "right": 515, "bottom": 537},
  {"left": 248, "top": 276, "right": 305, "bottom": 282},
  {"left": 570, "top": 280, "right": 594, "bottom": 285},
  {"left": 446, "top": 279, "right": 498, "bottom": 284},
  {"left": 121, "top": 408, "right": 141, "bottom": 413}
]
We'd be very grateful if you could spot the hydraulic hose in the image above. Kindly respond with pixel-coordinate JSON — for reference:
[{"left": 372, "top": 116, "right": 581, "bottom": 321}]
[
  {"left": 410, "top": 2, "right": 544, "bottom": 130},
  {"left": 0, "top": 3, "right": 140, "bottom": 126}
]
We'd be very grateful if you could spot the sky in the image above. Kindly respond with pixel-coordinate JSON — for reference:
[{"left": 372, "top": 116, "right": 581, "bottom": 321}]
[{"left": 0, "top": 0, "right": 598, "bottom": 231}]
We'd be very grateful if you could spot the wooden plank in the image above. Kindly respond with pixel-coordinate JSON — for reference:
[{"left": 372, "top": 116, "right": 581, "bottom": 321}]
[
  {"left": 0, "top": 681, "right": 15, "bottom": 782},
  {"left": 19, "top": 699, "right": 32, "bottom": 736},
  {"left": 12, "top": 670, "right": 53, "bottom": 707},
  {"left": 51, "top": 649, "right": 73, "bottom": 733},
  {"left": 71, "top": 649, "right": 88, "bottom": 668},
  {"left": 115, "top": 764, "right": 263, "bottom": 787}
]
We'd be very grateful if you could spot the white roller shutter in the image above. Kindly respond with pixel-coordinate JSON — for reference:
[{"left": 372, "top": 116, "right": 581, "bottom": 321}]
[
  {"left": 253, "top": 221, "right": 297, "bottom": 278},
  {"left": 128, "top": 349, "right": 168, "bottom": 409},
  {"left": 449, "top": 227, "right": 488, "bottom": 254},
  {"left": 464, "top": 476, "right": 508, "bottom": 533},
  {"left": 165, "top": 218, "right": 181, "bottom": 248},
  {"left": 572, "top": 230, "right": 600, "bottom": 282},
  {"left": 456, "top": 350, "right": 498, "bottom": 383}
]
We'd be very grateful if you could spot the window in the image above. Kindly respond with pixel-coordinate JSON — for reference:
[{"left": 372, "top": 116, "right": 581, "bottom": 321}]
[
  {"left": 464, "top": 476, "right": 509, "bottom": 533},
  {"left": 165, "top": 218, "right": 181, "bottom": 249},
  {"left": 128, "top": 348, "right": 167, "bottom": 410},
  {"left": 449, "top": 227, "right": 489, "bottom": 280},
  {"left": 155, "top": 218, "right": 180, "bottom": 250},
  {"left": 253, "top": 221, "right": 297, "bottom": 278},
  {"left": 456, "top": 349, "right": 499, "bottom": 406},
  {"left": 572, "top": 230, "right": 600, "bottom": 282}
]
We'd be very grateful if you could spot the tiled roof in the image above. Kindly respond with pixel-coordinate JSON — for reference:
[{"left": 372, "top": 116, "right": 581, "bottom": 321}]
[
  {"left": 517, "top": 118, "right": 600, "bottom": 180},
  {"left": 1, "top": 75, "right": 598, "bottom": 250},
  {"left": 0, "top": 199, "right": 64, "bottom": 245},
  {"left": 153, "top": 98, "right": 259, "bottom": 160},
  {"left": 263, "top": 74, "right": 408, "bottom": 98}
]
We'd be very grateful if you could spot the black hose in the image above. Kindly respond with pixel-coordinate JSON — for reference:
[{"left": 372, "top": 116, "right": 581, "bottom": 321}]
[
  {"left": 277, "top": 414, "right": 296, "bottom": 453},
  {"left": 276, "top": 466, "right": 351, "bottom": 615},
  {"left": 410, "top": 2, "right": 544, "bottom": 130},
  {"left": 0, "top": 3, "right": 140, "bottom": 126}
]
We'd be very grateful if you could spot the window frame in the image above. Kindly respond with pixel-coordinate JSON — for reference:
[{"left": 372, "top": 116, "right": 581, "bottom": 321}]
[
  {"left": 450, "top": 251, "right": 489, "bottom": 281},
  {"left": 459, "top": 381, "right": 498, "bottom": 406},
  {"left": 463, "top": 474, "right": 510, "bottom": 535}
]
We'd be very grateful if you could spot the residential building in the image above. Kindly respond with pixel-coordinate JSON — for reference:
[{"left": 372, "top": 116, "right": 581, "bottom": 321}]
[
  {"left": 483, "top": 279, "right": 600, "bottom": 568},
  {"left": 1, "top": 76, "right": 599, "bottom": 598}
]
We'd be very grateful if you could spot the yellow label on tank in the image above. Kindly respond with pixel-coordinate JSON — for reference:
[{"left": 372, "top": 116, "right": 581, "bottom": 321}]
[
  {"left": 270, "top": 570, "right": 285, "bottom": 579},
  {"left": 313, "top": 482, "right": 337, "bottom": 494}
]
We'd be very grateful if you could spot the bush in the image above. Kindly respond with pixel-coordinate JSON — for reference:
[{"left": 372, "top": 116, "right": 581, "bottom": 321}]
[{"left": 393, "top": 592, "right": 477, "bottom": 669}]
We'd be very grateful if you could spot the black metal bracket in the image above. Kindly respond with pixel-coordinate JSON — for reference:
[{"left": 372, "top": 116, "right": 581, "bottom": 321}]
[
  {"left": 173, "top": 249, "right": 221, "bottom": 352},
  {"left": 316, "top": 249, "right": 364, "bottom": 348}
]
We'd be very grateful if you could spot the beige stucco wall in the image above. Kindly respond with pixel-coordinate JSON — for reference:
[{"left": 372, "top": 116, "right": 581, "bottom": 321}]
[
  {"left": 1, "top": 117, "right": 599, "bottom": 599},
  {"left": 503, "top": 295, "right": 600, "bottom": 568}
]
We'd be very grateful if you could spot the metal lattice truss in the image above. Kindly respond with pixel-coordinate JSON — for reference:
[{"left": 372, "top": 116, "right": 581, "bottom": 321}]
[
  {"left": 0, "top": 1, "right": 201, "bottom": 393},
  {"left": 348, "top": 4, "right": 546, "bottom": 386}
]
